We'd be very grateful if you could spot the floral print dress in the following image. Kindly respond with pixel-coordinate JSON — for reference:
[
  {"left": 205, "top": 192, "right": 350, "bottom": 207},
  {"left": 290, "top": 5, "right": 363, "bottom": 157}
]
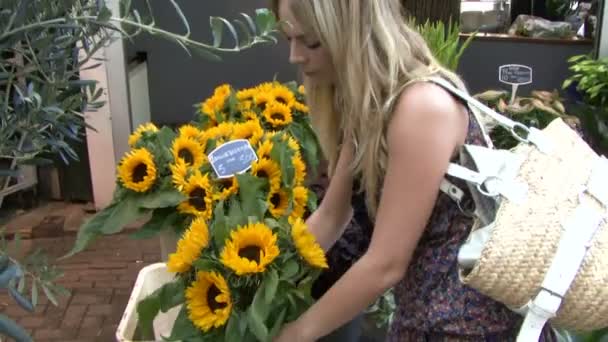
[{"left": 309, "top": 87, "right": 556, "bottom": 341}]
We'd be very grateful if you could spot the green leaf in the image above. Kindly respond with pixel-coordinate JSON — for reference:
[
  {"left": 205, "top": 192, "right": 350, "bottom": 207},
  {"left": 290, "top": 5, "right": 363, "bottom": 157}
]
[
  {"left": 212, "top": 202, "right": 229, "bottom": 248},
  {"left": 236, "top": 174, "right": 267, "bottom": 219},
  {"left": 281, "top": 260, "right": 299, "bottom": 280},
  {"left": 246, "top": 306, "right": 269, "bottom": 342},
  {"left": 306, "top": 189, "right": 318, "bottom": 213},
  {"left": 192, "top": 259, "right": 217, "bottom": 271},
  {"left": 17, "top": 276, "right": 25, "bottom": 293},
  {"left": 159, "top": 278, "right": 186, "bottom": 312},
  {"left": 64, "top": 197, "right": 150, "bottom": 257},
  {"left": 271, "top": 138, "right": 295, "bottom": 188},
  {"left": 263, "top": 270, "right": 279, "bottom": 305},
  {"left": 0, "top": 314, "right": 33, "bottom": 342},
  {"left": 255, "top": 8, "right": 277, "bottom": 35},
  {"left": 8, "top": 285, "right": 34, "bottom": 312},
  {"left": 268, "top": 307, "right": 287, "bottom": 340},
  {"left": 165, "top": 305, "right": 199, "bottom": 341},
  {"left": 227, "top": 197, "right": 246, "bottom": 228},
  {"left": 130, "top": 209, "right": 180, "bottom": 240},
  {"left": 210, "top": 17, "right": 224, "bottom": 48},
  {"left": 42, "top": 284, "right": 59, "bottom": 306},
  {"left": 0, "top": 264, "right": 19, "bottom": 288},
  {"left": 97, "top": 6, "right": 113, "bottom": 22},
  {"left": 136, "top": 293, "right": 161, "bottom": 340},
  {"left": 138, "top": 189, "right": 186, "bottom": 209},
  {"left": 31, "top": 281, "right": 38, "bottom": 308},
  {"left": 0, "top": 255, "right": 9, "bottom": 272},
  {"left": 225, "top": 311, "right": 247, "bottom": 342}
]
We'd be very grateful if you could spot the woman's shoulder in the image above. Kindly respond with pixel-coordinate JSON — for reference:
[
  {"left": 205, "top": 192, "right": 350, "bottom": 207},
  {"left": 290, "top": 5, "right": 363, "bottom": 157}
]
[{"left": 387, "top": 80, "right": 469, "bottom": 148}]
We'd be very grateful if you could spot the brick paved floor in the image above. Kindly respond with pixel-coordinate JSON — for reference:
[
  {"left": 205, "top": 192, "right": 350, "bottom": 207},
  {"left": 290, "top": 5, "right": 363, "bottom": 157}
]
[{"left": 0, "top": 233, "right": 161, "bottom": 342}]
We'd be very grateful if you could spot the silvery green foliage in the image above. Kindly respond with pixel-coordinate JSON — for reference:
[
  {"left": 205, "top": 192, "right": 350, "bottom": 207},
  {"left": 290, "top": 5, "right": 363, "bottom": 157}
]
[{"left": 0, "top": 0, "right": 277, "bottom": 172}]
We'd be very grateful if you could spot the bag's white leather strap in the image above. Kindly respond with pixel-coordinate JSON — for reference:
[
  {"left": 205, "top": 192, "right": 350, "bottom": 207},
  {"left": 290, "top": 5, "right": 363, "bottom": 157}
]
[
  {"left": 427, "top": 77, "right": 554, "bottom": 154},
  {"left": 445, "top": 163, "right": 528, "bottom": 204},
  {"left": 516, "top": 157, "right": 608, "bottom": 342}
]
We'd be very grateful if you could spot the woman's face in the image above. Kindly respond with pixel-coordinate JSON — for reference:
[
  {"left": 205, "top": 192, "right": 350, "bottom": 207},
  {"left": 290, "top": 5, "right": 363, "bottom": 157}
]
[{"left": 278, "top": 0, "right": 335, "bottom": 84}]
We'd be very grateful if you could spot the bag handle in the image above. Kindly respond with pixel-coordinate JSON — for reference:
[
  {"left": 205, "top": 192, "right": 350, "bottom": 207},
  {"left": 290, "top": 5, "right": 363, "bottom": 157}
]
[{"left": 425, "top": 77, "right": 553, "bottom": 153}]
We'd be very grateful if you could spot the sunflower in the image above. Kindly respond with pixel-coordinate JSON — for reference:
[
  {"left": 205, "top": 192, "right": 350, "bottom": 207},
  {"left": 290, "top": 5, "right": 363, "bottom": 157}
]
[
  {"left": 286, "top": 136, "right": 301, "bottom": 154},
  {"left": 201, "top": 84, "right": 232, "bottom": 124},
  {"left": 290, "top": 218, "right": 328, "bottom": 269},
  {"left": 293, "top": 101, "right": 309, "bottom": 113},
  {"left": 170, "top": 159, "right": 190, "bottom": 192},
  {"left": 220, "top": 223, "right": 280, "bottom": 275},
  {"left": 292, "top": 155, "right": 307, "bottom": 185},
  {"left": 172, "top": 136, "right": 206, "bottom": 169},
  {"left": 238, "top": 101, "right": 253, "bottom": 112},
  {"left": 267, "top": 188, "right": 289, "bottom": 218},
  {"left": 167, "top": 218, "right": 209, "bottom": 273},
  {"left": 256, "top": 139, "right": 274, "bottom": 160},
  {"left": 263, "top": 102, "right": 293, "bottom": 128},
  {"left": 202, "top": 122, "right": 235, "bottom": 147},
  {"left": 213, "top": 176, "right": 239, "bottom": 201},
  {"left": 236, "top": 87, "right": 257, "bottom": 102},
  {"left": 256, "top": 82, "right": 275, "bottom": 93},
  {"left": 128, "top": 123, "right": 158, "bottom": 147},
  {"left": 290, "top": 186, "right": 308, "bottom": 219},
  {"left": 254, "top": 92, "right": 274, "bottom": 110},
  {"left": 186, "top": 271, "right": 232, "bottom": 332},
  {"left": 231, "top": 119, "right": 264, "bottom": 146},
  {"left": 297, "top": 85, "right": 306, "bottom": 95},
  {"left": 271, "top": 85, "right": 296, "bottom": 107},
  {"left": 179, "top": 124, "right": 202, "bottom": 141},
  {"left": 117, "top": 148, "right": 157, "bottom": 192},
  {"left": 251, "top": 158, "right": 281, "bottom": 191},
  {"left": 178, "top": 171, "right": 214, "bottom": 220},
  {"left": 243, "top": 110, "right": 257, "bottom": 121}
]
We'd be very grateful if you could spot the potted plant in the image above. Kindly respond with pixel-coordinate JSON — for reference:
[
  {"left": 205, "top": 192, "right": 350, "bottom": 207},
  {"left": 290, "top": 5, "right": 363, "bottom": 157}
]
[{"left": 563, "top": 54, "right": 608, "bottom": 155}]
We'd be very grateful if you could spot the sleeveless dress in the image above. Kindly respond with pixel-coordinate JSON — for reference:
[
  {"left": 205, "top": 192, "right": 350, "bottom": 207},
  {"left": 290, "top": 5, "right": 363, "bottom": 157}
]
[{"left": 310, "top": 84, "right": 557, "bottom": 341}]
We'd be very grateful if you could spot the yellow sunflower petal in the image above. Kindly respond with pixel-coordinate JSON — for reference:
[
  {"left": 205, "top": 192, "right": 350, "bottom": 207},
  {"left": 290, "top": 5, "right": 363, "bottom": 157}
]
[
  {"left": 172, "top": 136, "right": 207, "bottom": 169},
  {"left": 262, "top": 102, "right": 293, "bottom": 128},
  {"left": 292, "top": 154, "right": 307, "bottom": 185},
  {"left": 220, "top": 222, "right": 280, "bottom": 275},
  {"left": 213, "top": 176, "right": 239, "bottom": 201},
  {"left": 170, "top": 158, "right": 190, "bottom": 192},
  {"left": 231, "top": 119, "right": 264, "bottom": 146},
  {"left": 167, "top": 218, "right": 210, "bottom": 273},
  {"left": 298, "top": 85, "right": 306, "bottom": 95},
  {"left": 291, "top": 218, "right": 328, "bottom": 269},
  {"left": 290, "top": 186, "right": 308, "bottom": 219},
  {"left": 268, "top": 189, "right": 289, "bottom": 218},
  {"left": 251, "top": 158, "right": 281, "bottom": 191},
  {"left": 179, "top": 124, "right": 202, "bottom": 141},
  {"left": 128, "top": 123, "right": 158, "bottom": 147},
  {"left": 117, "top": 148, "right": 157, "bottom": 192},
  {"left": 271, "top": 85, "right": 296, "bottom": 108},
  {"left": 256, "top": 139, "right": 274, "bottom": 160},
  {"left": 293, "top": 101, "right": 309, "bottom": 113},
  {"left": 186, "top": 271, "right": 232, "bottom": 332},
  {"left": 178, "top": 171, "right": 215, "bottom": 220}
]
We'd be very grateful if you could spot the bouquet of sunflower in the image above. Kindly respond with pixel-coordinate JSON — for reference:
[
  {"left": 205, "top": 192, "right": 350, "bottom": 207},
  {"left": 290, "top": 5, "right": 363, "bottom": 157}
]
[{"left": 66, "top": 81, "right": 325, "bottom": 341}]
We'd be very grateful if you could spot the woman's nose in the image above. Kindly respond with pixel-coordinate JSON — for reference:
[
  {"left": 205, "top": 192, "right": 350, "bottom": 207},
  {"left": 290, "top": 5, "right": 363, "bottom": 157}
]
[{"left": 289, "top": 41, "right": 306, "bottom": 65}]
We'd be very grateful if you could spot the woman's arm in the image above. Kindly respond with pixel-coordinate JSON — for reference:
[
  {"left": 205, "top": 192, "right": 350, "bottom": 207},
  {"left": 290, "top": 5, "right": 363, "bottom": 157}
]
[
  {"left": 305, "top": 141, "right": 356, "bottom": 251},
  {"left": 274, "top": 82, "right": 469, "bottom": 341}
]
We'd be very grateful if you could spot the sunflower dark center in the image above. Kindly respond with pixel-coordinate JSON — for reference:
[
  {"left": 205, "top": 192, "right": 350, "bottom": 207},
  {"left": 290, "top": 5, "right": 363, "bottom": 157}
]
[
  {"left": 178, "top": 148, "right": 194, "bottom": 165},
  {"left": 206, "top": 284, "right": 227, "bottom": 311},
  {"left": 270, "top": 112, "right": 284, "bottom": 121},
  {"left": 217, "top": 178, "right": 233, "bottom": 190},
  {"left": 258, "top": 100, "right": 268, "bottom": 110},
  {"left": 270, "top": 193, "right": 282, "bottom": 207},
  {"left": 238, "top": 245, "right": 261, "bottom": 263},
  {"left": 256, "top": 169, "right": 268, "bottom": 179},
  {"left": 132, "top": 163, "right": 148, "bottom": 183},
  {"left": 189, "top": 187, "right": 207, "bottom": 211},
  {"left": 276, "top": 96, "right": 288, "bottom": 105}
]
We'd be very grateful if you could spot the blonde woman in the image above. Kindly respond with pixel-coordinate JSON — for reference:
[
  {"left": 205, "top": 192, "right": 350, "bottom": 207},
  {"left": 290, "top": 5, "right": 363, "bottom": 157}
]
[{"left": 270, "top": 1, "right": 556, "bottom": 341}]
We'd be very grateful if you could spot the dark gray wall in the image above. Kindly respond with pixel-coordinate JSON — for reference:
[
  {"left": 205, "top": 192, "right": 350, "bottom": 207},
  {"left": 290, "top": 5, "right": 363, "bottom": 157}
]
[
  {"left": 126, "top": 0, "right": 297, "bottom": 125},
  {"left": 127, "top": 0, "right": 594, "bottom": 125},
  {"left": 457, "top": 37, "right": 594, "bottom": 98}
]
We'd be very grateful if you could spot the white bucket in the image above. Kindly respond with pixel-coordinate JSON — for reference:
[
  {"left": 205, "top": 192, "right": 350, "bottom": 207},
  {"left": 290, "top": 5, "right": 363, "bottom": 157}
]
[{"left": 116, "top": 263, "right": 181, "bottom": 342}]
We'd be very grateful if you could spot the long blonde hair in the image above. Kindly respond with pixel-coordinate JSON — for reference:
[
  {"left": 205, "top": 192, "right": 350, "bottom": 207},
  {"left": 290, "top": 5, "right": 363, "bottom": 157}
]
[{"left": 272, "top": 0, "right": 468, "bottom": 217}]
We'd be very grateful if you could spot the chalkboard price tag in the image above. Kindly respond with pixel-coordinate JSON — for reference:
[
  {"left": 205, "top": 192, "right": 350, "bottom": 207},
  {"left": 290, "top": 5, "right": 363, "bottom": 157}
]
[
  {"left": 499, "top": 64, "right": 533, "bottom": 86},
  {"left": 208, "top": 139, "right": 258, "bottom": 179}
]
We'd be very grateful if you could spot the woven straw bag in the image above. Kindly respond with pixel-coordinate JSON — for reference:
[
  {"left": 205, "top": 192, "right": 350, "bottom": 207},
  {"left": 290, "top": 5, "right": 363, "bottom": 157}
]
[{"left": 425, "top": 77, "right": 608, "bottom": 341}]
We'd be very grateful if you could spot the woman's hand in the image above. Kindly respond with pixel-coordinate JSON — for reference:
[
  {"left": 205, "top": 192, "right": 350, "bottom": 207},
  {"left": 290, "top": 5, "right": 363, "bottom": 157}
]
[{"left": 273, "top": 320, "right": 314, "bottom": 342}]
